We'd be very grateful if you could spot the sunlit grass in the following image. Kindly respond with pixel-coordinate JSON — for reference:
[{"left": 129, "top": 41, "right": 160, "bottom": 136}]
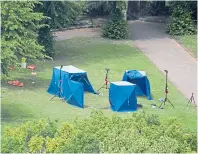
[
  {"left": 173, "top": 35, "right": 197, "bottom": 58},
  {"left": 1, "top": 37, "right": 197, "bottom": 134}
]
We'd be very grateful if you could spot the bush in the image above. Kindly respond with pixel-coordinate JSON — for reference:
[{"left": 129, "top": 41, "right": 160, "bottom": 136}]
[
  {"left": 102, "top": 19, "right": 128, "bottom": 39},
  {"left": 1, "top": 111, "right": 197, "bottom": 153},
  {"left": 166, "top": 2, "right": 196, "bottom": 35},
  {"left": 102, "top": 8, "right": 129, "bottom": 40}
]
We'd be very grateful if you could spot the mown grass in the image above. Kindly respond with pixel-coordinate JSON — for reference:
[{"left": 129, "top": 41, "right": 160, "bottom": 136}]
[
  {"left": 173, "top": 35, "right": 197, "bottom": 58},
  {"left": 1, "top": 37, "right": 197, "bottom": 134}
]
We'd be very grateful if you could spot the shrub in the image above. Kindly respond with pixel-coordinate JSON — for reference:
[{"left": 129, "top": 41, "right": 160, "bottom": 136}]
[
  {"left": 1, "top": 111, "right": 197, "bottom": 153},
  {"left": 102, "top": 19, "right": 128, "bottom": 39},
  {"left": 166, "top": 2, "right": 196, "bottom": 35},
  {"left": 102, "top": 8, "right": 129, "bottom": 40}
]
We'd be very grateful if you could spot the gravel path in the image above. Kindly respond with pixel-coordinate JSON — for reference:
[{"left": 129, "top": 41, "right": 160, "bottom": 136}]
[{"left": 53, "top": 22, "right": 197, "bottom": 105}]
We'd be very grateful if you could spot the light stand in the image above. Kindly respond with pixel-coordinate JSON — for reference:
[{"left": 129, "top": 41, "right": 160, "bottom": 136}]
[
  {"left": 50, "top": 65, "right": 64, "bottom": 101},
  {"left": 159, "top": 70, "right": 174, "bottom": 109},
  {"left": 96, "top": 68, "right": 110, "bottom": 94},
  {"left": 187, "top": 93, "right": 196, "bottom": 107}
]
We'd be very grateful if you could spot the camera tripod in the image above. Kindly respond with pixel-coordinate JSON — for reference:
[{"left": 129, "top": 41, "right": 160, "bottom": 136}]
[
  {"left": 187, "top": 93, "right": 196, "bottom": 107},
  {"left": 50, "top": 65, "right": 64, "bottom": 101},
  {"left": 96, "top": 68, "right": 110, "bottom": 94},
  {"left": 159, "top": 70, "right": 174, "bottom": 109}
]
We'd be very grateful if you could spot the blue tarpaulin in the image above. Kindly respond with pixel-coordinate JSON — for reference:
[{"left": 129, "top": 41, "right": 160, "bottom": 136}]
[
  {"left": 47, "top": 65, "right": 96, "bottom": 108},
  {"left": 122, "top": 70, "right": 152, "bottom": 100},
  {"left": 109, "top": 81, "right": 137, "bottom": 112}
]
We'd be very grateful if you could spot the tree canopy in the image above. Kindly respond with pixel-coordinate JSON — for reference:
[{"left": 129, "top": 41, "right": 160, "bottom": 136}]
[
  {"left": 1, "top": 1, "right": 46, "bottom": 75},
  {"left": 1, "top": 1, "right": 83, "bottom": 75}
]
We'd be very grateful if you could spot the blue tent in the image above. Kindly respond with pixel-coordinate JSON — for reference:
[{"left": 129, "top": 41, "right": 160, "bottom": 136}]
[
  {"left": 47, "top": 65, "right": 96, "bottom": 108},
  {"left": 122, "top": 70, "right": 152, "bottom": 100},
  {"left": 62, "top": 78, "right": 84, "bottom": 108},
  {"left": 109, "top": 81, "right": 137, "bottom": 112}
]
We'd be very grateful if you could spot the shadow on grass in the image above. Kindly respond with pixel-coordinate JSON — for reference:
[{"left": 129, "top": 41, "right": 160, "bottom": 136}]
[
  {"left": 1, "top": 103, "right": 34, "bottom": 123},
  {"left": 85, "top": 105, "right": 110, "bottom": 110},
  {"left": 54, "top": 37, "right": 141, "bottom": 64},
  {"left": 2, "top": 38, "right": 143, "bottom": 91}
]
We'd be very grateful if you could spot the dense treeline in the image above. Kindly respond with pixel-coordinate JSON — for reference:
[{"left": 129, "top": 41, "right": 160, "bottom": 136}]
[{"left": 2, "top": 111, "right": 197, "bottom": 153}]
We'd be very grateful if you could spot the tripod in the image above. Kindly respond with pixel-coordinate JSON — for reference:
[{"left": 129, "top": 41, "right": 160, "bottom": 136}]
[
  {"left": 187, "top": 93, "right": 196, "bottom": 107},
  {"left": 96, "top": 68, "right": 110, "bottom": 94},
  {"left": 50, "top": 65, "right": 64, "bottom": 101},
  {"left": 159, "top": 70, "right": 174, "bottom": 108}
]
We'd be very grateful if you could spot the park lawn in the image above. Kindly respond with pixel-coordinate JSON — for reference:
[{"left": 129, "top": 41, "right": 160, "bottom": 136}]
[
  {"left": 174, "top": 35, "right": 197, "bottom": 58},
  {"left": 1, "top": 37, "right": 197, "bottom": 134}
]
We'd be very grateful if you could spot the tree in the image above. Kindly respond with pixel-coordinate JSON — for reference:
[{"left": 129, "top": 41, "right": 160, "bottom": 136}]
[
  {"left": 34, "top": 1, "right": 82, "bottom": 58},
  {"left": 35, "top": 1, "right": 82, "bottom": 29},
  {"left": 85, "top": 1, "right": 111, "bottom": 17},
  {"left": 167, "top": 1, "right": 196, "bottom": 35},
  {"left": 1, "top": 1, "right": 46, "bottom": 75}
]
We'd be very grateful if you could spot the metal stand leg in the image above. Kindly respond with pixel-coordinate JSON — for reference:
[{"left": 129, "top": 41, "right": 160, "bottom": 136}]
[{"left": 187, "top": 93, "right": 196, "bottom": 107}]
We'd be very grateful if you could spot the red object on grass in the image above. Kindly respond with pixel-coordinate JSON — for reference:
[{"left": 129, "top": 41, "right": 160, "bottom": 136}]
[
  {"left": 12, "top": 80, "right": 20, "bottom": 85},
  {"left": 16, "top": 82, "right": 24, "bottom": 87},
  {"left": 8, "top": 80, "right": 19, "bottom": 85},
  {"left": 27, "top": 64, "right": 36, "bottom": 70},
  {"left": 8, "top": 80, "right": 24, "bottom": 87}
]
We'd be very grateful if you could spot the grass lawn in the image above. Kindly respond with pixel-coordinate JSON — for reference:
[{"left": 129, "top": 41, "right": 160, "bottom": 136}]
[
  {"left": 173, "top": 35, "right": 197, "bottom": 58},
  {"left": 1, "top": 37, "right": 197, "bottom": 134}
]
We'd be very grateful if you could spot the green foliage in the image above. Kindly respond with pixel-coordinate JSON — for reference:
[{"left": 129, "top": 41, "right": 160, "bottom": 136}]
[
  {"left": 116, "top": 1, "right": 128, "bottom": 11},
  {"left": 36, "top": 1, "right": 82, "bottom": 29},
  {"left": 148, "top": 1, "right": 169, "bottom": 16},
  {"left": 34, "top": 1, "right": 82, "bottom": 58},
  {"left": 1, "top": 1, "right": 46, "bottom": 75},
  {"left": 85, "top": 1, "right": 111, "bottom": 16},
  {"left": 184, "top": 133, "right": 197, "bottom": 152},
  {"left": 1, "top": 111, "right": 197, "bottom": 153},
  {"left": 166, "top": 2, "right": 196, "bottom": 35},
  {"left": 2, "top": 119, "right": 58, "bottom": 153},
  {"left": 28, "top": 136, "right": 44, "bottom": 153},
  {"left": 37, "top": 26, "right": 55, "bottom": 58},
  {"left": 59, "top": 132, "right": 100, "bottom": 153},
  {"left": 85, "top": 1, "right": 127, "bottom": 17},
  {"left": 101, "top": 2, "right": 129, "bottom": 40},
  {"left": 102, "top": 18, "right": 129, "bottom": 39}
]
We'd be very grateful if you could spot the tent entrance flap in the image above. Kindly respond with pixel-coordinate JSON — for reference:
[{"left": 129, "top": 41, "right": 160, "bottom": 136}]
[{"left": 66, "top": 79, "right": 84, "bottom": 108}]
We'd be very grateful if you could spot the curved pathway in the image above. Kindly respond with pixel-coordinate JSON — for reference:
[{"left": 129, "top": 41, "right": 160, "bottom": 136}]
[{"left": 129, "top": 20, "right": 197, "bottom": 104}]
